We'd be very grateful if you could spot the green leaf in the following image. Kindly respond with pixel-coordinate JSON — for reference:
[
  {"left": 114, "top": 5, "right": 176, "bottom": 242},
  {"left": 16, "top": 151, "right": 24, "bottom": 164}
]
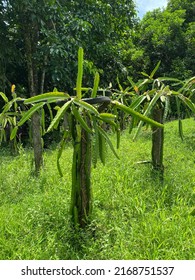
[
  {"left": 57, "top": 130, "right": 69, "bottom": 177},
  {"left": 1, "top": 97, "right": 24, "bottom": 113},
  {"left": 127, "top": 77, "right": 136, "bottom": 89},
  {"left": 54, "top": 106, "right": 61, "bottom": 110},
  {"left": 0, "top": 92, "right": 8, "bottom": 103},
  {"left": 112, "top": 100, "right": 164, "bottom": 129},
  {"left": 0, "top": 128, "right": 6, "bottom": 143},
  {"left": 150, "top": 61, "right": 161, "bottom": 78},
  {"left": 129, "top": 95, "right": 147, "bottom": 109},
  {"left": 129, "top": 116, "right": 136, "bottom": 134},
  {"left": 76, "top": 47, "right": 84, "bottom": 99},
  {"left": 98, "top": 113, "right": 117, "bottom": 128},
  {"left": 97, "top": 125, "right": 119, "bottom": 159},
  {"left": 175, "top": 96, "right": 181, "bottom": 118},
  {"left": 92, "top": 117, "right": 99, "bottom": 168},
  {"left": 7, "top": 115, "right": 14, "bottom": 126},
  {"left": 98, "top": 130, "right": 106, "bottom": 165},
  {"left": 73, "top": 87, "right": 91, "bottom": 92},
  {"left": 140, "top": 72, "right": 150, "bottom": 78},
  {"left": 178, "top": 76, "right": 195, "bottom": 94},
  {"left": 116, "top": 76, "right": 124, "bottom": 92},
  {"left": 18, "top": 102, "right": 45, "bottom": 126},
  {"left": 152, "top": 79, "right": 161, "bottom": 89},
  {"left": 10, "top": 126, "right": 18, "bottom": 140},
  {"left": 5, "top": 112, "right": 18, "bottom": 116},
  {"left": 72, "top": 104, "right": 92, "bottom": 134},
  {"left": 99, "top": 113, "right": 116, "bottom": 121},
  {"left": 2, "top": 117, "right": 7, "bottom": 128},
  {"left": 73, "top": 99, "right": 99, "bottom": 115},
  {"left": 158, "top": 77, "right": 181, "bottom": 83},
  {"left": 138, "top": 78, "right": 153, "bottom": 90},
  {"left": 41, "top": 108, "right": 46, "bottom": 134},
  {"left": 178, "top": 94, "right": 195, "bottom": 113},
  {"left": 163, "top": 96, "right": 170, "bottom": 122},
  {"left": 160, "top": 95, "right": 166, "bottom": 102},
  {"left": 47, "top": 99, "right": 72, "bottom": 132},
  {"left": 91, "top": 72, "right": 100, "bottom": 98},
  {"left": 116, "top": 126, "right": 120, "bottom": 149},
  {"left": 24, "top": 92, "right": 70, "bottom": 104},
  {"left": 133, "top": 91, "right": 164, "bottom": 140},
  {"left": 46, "top": 103, "right": 54, "bottom": 121}
]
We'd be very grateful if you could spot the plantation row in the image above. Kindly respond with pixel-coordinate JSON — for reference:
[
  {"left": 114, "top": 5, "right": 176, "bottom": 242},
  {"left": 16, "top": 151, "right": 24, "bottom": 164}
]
[{"left": 0, "top": 48, "right": 195, "bottom": 228}]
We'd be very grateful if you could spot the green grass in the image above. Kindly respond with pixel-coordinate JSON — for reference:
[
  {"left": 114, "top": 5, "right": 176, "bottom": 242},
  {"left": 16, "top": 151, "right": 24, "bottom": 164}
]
[{"left": 0, "top": 118, "right": 195, "bottom": 260}]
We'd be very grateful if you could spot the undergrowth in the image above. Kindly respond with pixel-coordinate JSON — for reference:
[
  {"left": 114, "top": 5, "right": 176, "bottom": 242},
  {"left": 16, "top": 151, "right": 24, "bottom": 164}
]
[{"left": 0, "top": 118, "right": 195, "bottom": 260}]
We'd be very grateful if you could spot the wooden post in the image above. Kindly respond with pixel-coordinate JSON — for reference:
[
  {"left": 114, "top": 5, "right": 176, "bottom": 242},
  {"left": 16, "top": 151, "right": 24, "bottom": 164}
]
[{"left": 151, "top": 104, "right": 164, "bottom": 176}]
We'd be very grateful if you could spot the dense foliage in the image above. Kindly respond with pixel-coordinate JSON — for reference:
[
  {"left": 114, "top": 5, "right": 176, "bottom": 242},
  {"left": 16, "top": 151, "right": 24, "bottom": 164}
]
[
  {"left": 0, "top": 0, "right": 194, "bottom": 172},
  {"left": 119, "top": 0, "right": 194, "bottom": 81},
  {"left": 0, "top": 0, "right": 194, "bottom": 97},
  {"left": 0, "top": 0, "right": 136, "bottom": 96}
]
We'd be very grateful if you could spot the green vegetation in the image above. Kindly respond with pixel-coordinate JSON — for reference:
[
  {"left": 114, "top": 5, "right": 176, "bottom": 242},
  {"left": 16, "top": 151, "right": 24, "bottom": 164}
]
[
  {"left": 0, "top": 0, "right": 194, "bottom": 94},
  {"left": 0, "top": 0, "right": 194, "bottom": 261},
  {"left": 12, "top": 47, "right": 163, "bottom": 228},
  {"left": 0, "top": 118, "right": 194, "bottom": 260}
]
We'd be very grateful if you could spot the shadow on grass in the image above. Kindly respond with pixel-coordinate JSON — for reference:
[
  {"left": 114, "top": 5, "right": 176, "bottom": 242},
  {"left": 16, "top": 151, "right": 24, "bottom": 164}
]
[
  {"left": 183, "top": 134, "right": 195, "bottom": 152},
  {"left": 53, "top": 221, "right": 97, "bottom": 260}
]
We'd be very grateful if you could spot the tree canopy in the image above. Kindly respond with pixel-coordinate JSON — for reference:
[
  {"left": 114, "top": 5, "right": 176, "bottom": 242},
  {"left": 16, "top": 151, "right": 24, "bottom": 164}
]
[
  {"left": 0, "top": 0, "right": 194, "bottom": 97},
  {"left": 130, "top": 0, "right": 195, "bottom": 79},
  {"left": 0, "top": 0, "right": 137, "bottom": 96}
]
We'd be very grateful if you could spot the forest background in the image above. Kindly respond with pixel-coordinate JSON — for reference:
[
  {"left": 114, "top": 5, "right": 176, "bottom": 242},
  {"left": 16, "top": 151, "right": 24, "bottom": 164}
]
[{"left": 0, "top": 0, "right": 194, "bottom": 99}]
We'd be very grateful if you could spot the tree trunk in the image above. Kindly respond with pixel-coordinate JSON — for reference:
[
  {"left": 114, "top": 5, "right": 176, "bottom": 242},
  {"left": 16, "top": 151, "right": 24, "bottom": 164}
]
[
  {"left": 151, "top": 105, "right": 164, "bottom": 175},
  {"left": 23, "top": 23, "right": 43, "bottom": 175},
  {"left": 71, "top": 122, "right": 92, "bottom": 228},
  {"left": 31, "top": 112, "right": 43, "bottom": 174},
  {"left": 40, "top": 55, "right": 48, "bottom": 94}
]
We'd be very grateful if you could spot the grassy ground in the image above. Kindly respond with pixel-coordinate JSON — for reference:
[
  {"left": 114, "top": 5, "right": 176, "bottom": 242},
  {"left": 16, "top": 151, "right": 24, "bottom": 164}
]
[{"left": 0, "top": 118, "right": 195, "bottom": 260}]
